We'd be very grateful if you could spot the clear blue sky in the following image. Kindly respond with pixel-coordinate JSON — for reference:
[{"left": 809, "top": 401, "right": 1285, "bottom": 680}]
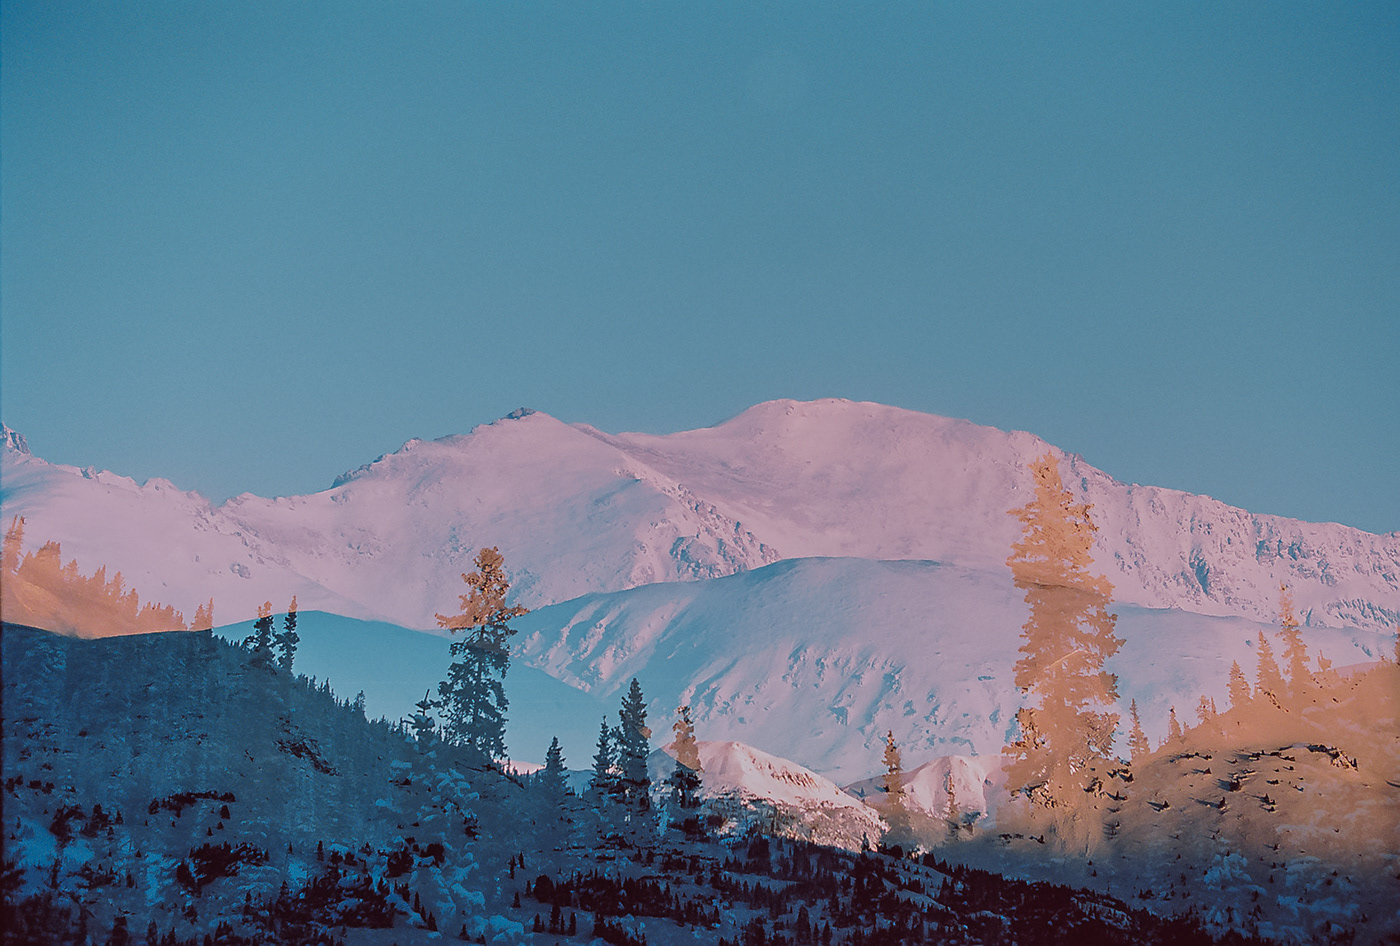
[{"left": 3, "top": 3, "right": 1397, "bottom": 533}]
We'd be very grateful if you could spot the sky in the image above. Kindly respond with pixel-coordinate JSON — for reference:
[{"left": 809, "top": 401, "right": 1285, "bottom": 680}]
[{"left": 2, "top": 3, "right": 1397, "bottom": 533}]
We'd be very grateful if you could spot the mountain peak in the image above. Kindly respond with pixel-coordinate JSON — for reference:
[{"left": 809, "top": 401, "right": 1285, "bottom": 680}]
[{"left": 2, "top": 423, "right": 30, "bottom": 455}]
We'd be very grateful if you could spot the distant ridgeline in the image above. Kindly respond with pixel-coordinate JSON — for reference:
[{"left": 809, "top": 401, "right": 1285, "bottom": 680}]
[
  {"left": 1, "top": 516, "right": 212, "bottom": 637},
  {"left": 3, "top": 622, "right": 1271, "bottom": 946}
]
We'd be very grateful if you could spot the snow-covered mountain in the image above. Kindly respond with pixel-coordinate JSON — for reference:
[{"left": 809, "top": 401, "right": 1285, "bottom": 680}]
[
  {"left": 4, "top": 400, "right": 1396, "bottom": 633},
  {"left": 7, "top": 399, "right": 1397, "bottom": 782},
  {"left": 513, "top": 556, "right": 1388, "bottom": 779}
]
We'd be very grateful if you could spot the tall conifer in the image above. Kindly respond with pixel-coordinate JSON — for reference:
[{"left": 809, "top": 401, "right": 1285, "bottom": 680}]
[
  {"left": 541, "top": 737, "right": 568, "bottom": 798},
  {"left": 1227, "top": 660, "right": 1251, "bottom": 709},
  {"left": 1166, "top": 706, "right": 1184, "bottom": 743},
  {"left": 435, "top": 547, "right": 529, "bottom": 760},
  {"left": 1127, "top": 699, "right": 1150, "bottom": 762},
  {"left": 275, "top": 596, "right": 299, "bottom": 672},
  {"left": 881, "top": 731, "right": 911, "bottom": 843},
  {"left": 1004, "top": 454, "right": 1122, "bottom": 811},
  {"left": 590, "top": 717, "right": 616, "bottom": 799},
  {"left": 1255, "top": 632, "right": 1286, "bottom": 699},
  {"left": 246, "top": 601, "right": 276, "bottom": 672},
  {"left": 616, "top": 679, "right": 652, "bottom": 810},
  {"left": 1277, "top": 584, "right": 1312, "bottom": 693},
  {"left": 668, "top": 705, "right": 702, "bottom": 809}
]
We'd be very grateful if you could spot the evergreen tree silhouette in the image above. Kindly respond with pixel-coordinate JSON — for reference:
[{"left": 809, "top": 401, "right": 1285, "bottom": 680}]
[
  {"left": 1277, "top": 583, "right": 1313, "bottom": 693},
  {"left": 1166, "top": 706, "right": 1184, "bottom": 743},
  {"left": 406, "top": 691, "right": 438, "bottom": 747},
  {"left": 541, "top": 737, "right": 568, "bottom": 798},
  {"left": 435, "top": 547, "right": 529, "bottom": 759},
  {"left": 2, "top": 515, "right": 23, "bottom": 578},
  {"left": 275, "top": 596, "right": 299, "bottom": 672},
  {"left": 1127, "top": 699, "right": 1150, "bottom": 762},
  {"left": 668, "top": 705, "right": 702, "bottom": 809},
  {"left": 1255, "top": 631, "right": 1286, "bottom": 700},
  {"left": 590, "top": 717, "right": 617, "bottom": 800},
  {"left": 1227, "top": 660, "right": 1251, "bottom": 709},
  {"left": 245, "top": 601, "right": 276, "bottom": 672},
  {"left": 880, "top": 731, "right": 910, "bottom": 843},
  {"left": 616, "top": 678, "right": 652, "bottom": 811}
]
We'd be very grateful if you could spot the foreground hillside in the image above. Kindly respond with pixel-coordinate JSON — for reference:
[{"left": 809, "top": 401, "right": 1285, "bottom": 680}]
[
  {"left": 4, "top": 623, "right": 1267, "bottom": 945},
  {"left": 3, "top": 400, "right": 1396, "bottom": 632},
  {"left": 929, "top": 662, "right": 1400, "bottom": 945}
]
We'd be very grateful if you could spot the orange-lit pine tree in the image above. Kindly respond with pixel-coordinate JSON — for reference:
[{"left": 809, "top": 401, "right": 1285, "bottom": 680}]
[
  {"left": 667, "top": 705, "right": 702, "bottom": 810},
  {"left": 881, "top": 730, "right": 911, "bottom": 845},
  {"left": 1004, "top": 454, "right": 1122, "bottom": 815},
  {"left": 1127, "top": 699, "right": 1150, "bottom": 762},
  {"left": 1277, "top": 583, "right": 1313, "bottom": 694},
  {"left": 1255, "top": 632, "right": 1286, "bottom": 700},
  {"left": 1166, "top": 706, "right": 1184, "bottom": 744},
  {"left": 435, "top": 547, "right": 529, "bottom": 759},
  {"left": 1227, "top": 660, "right": 1251, "bottom": 709}
]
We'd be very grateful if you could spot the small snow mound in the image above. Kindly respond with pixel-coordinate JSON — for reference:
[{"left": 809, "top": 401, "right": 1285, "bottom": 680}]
[
  {"left": 844, "top": 754, "right": 1001, "bottom": 821},
  {"left": 651, "top": 740, "right": 884, "bottom": 850},
  {"left": 658, "top": 741, "right": 875, "bottom": 815}
]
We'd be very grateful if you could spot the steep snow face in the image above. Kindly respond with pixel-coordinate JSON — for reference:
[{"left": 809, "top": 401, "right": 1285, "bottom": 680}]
[
  {"left": 514, "top": 556, "right": 1391, "bottom": 780},
  {"left": 3, "top": 399, "right": 1396, "bottom": 631}
]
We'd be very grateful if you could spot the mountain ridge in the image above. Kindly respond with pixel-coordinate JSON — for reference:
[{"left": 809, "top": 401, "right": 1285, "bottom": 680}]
[{"left": 3, "top": 399, "right": 1395, "bottom": 636}]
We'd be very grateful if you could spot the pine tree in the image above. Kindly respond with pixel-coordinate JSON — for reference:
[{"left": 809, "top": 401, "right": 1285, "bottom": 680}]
[
  {"left": 1195, "top": 694, "right": 1218, "bottom": 726},
  {"left": 1004, "top": 454, "right": 1122, "bottom": 811},
  {"left": 668, "top": 705, "right": 702, "bottom": 809},
  {"left": 1227, "top": 660, "right": 1251, "bottom": 709},
  {"left": 880, "top": 731, "right": 910, "bottom": 842},
  {"left": 616, "top": 678, "right": 652, "bottom": 810},
  {"left": 1255, "top": 632, "right": 1286, "bottom": 699},
  {"left": 191, "top": 597, "right": 215, "bottom": 632},
  {"left": 435, "top": 547, "right": 529, "bottom": 760},
  {"left": 590, "top": 717, "right": 617, "bottom": 799},
  {"left": 944, "top": 767, "right": 962, "bottom": 841},
  {"left": 407, "top": 691, "right": 437, "bottom": 746},
  {"left": 1167, "top": 706, "right": 1183, "bottom": 743},
  {"left": 275, "top": 596, "right": 299, "bottom": 672},
  {"left": 541, "top": 737, "right": 568, "bottom": 798},
  {"left": 1277, "top": 583, "right": 1313, "bottom": 693},
  {"left": 245, "top": 601, "right": 276, "bottom": 671},
  {"left": 1126, "top": 699, "right": 1150, "bottom": 762},
  {"left": 1314, "top": 652, "right": 1339, "bottom": 688},
  {"left": 2, "top": 515, "right": 24, "bottom": 578}
]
